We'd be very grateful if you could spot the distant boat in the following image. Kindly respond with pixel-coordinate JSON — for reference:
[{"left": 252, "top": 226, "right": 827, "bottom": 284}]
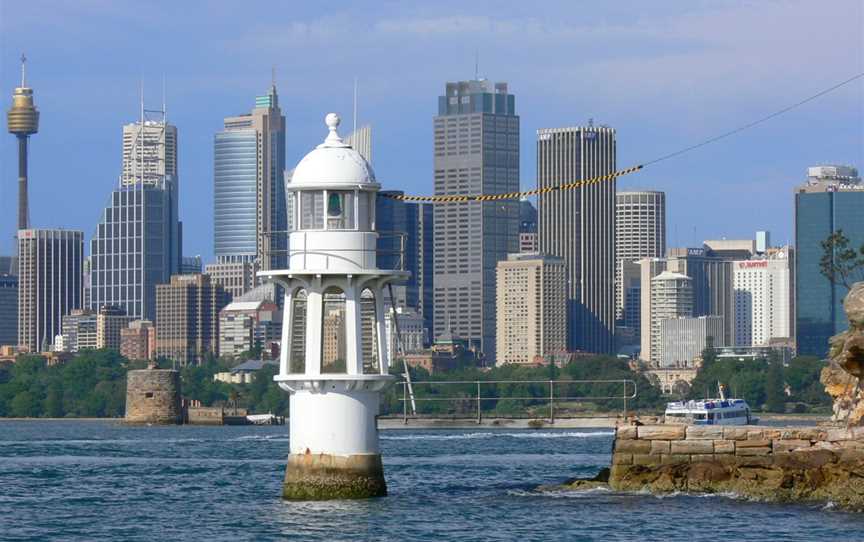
[
  {"left": 246, "top": 413, "right": 285, "bottom": 425},
  {"left": 664, "top": 384, "right": 757, "bottom": 425}
]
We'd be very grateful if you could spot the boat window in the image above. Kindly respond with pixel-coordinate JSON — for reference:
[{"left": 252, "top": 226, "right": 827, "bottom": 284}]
[{"left": 693, "top": 413, "right": 706, "bottom": 419}]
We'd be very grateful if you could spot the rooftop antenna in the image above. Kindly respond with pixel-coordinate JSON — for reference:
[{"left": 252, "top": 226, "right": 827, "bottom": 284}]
[
  {"left": 474, "top": 49, "right": 479, "bottom": 80},
  {"left": 20, "top": 53, "right": 26, "bottom": 87},
  {"left": 162, "top": 75, "right": 167, "bottom": 123},
  {"left": 271, "top": 65, "right": 276, "bottom": 88},
  {"left": 353, "top": 76, "right": 358, "bottom": 135}
]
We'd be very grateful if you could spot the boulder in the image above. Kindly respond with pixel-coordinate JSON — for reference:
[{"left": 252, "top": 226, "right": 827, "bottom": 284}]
[{"left": 822, "top": 281, "right": 864, "bottom": 426}]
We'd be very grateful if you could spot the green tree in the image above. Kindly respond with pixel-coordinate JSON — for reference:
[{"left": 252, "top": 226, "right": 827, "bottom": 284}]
[
  {"left": 764, "top": 352, "right": 786, "bottom": 413},
  {"left": 10, "top": 390, "right": 41, "bottom": 417},
  {"left": 820, "top": 229, "right": 864, "bottom": 288}
]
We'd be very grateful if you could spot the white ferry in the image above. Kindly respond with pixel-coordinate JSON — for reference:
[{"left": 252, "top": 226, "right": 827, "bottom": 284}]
[{"left": 664, "top": 385, "right": 756, "bottom": 425}]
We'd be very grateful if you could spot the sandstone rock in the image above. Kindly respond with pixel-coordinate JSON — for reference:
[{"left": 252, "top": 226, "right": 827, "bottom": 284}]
[
  {"left": 633, "top": 454, "right": 655, "bottom": 466},
  {"left": 616, "top": 425, "right": 637, "bottom": 440},
  {"left": 722, "top": 427, "right": 750, "bottom": 440},
  {"left": 661, "top": 454, "right": 690, "bottom": 465},
  {"left": 822, "top": 282, "right": 864, "bottom": 426},
  {"left": 713, "top": 440, "right": 735, "bottom": 454},
  {"left": 650, "top": 440, "right": 670, "bottom": 455},
  {"left": 772, "top": 439, "right": 811, "bottom": 453},
  {"left": 670, "top": 440, "right": 713, "bottom": 454},
  {"left": 736, "top": 439, "right": 771, "bottom": 449},
  {"left": 612, "top": 453, "right": 632, "bottom": 465},
  {"left": 686, "top": 426, "right": 724, "bottom": 440},
  {"left": 736, "top": 446, "right": 772, "bottom": 456},
  {"left": 615, "top": 439, "right": 651, "bottom": 454},
  {"left": 637, "top": 425, "right": 686, "bottom": 440}
]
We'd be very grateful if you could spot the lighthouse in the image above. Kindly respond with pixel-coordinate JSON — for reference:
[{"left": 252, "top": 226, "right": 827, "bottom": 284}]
[{"left": 262, "top": 113, "right": 406, "bottom": 500}]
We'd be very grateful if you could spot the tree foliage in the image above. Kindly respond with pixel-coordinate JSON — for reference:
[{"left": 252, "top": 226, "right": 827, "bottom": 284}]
[{"left": 820, "top": 229, "right": 864, "bottom": 289}]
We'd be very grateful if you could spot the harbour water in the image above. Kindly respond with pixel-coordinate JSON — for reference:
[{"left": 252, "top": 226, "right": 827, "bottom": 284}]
[{"left": 1, "top": 420, "right": 862, "bottom": 541}]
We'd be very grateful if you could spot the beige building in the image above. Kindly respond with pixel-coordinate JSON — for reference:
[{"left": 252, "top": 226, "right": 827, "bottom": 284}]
[
  {"left": 660, "top": 315, "right": 725, "bottom": 367},
  {"left": 204, "top": 261, "right": 257, "bottom": 299},
  {"left": 495, "top": 253, "right": 567, "bottom": 365},
  {"left": 120, "top": 320, "right": 156, "bottom": 361},
  {"left": 615, "top": 191, "right": 665, "bottom": 321},
  {"left": 648, "top": 271, "right": 693, "bottom": 365},
  {"left": 218, "top": 300, "right": 280, "bottom": 358},
  {"left": 155, "top": 274, "right": 230, "bottom": 365}
]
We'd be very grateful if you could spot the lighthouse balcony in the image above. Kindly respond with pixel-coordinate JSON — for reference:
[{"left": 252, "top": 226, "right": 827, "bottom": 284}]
[{"left": 274, "top": 373, "right": 394, "bottom": 394}]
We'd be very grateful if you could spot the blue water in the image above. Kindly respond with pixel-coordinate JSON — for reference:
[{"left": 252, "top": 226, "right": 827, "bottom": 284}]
[{"left": 0, "top": 421, "right": 862, "bottom": 541}]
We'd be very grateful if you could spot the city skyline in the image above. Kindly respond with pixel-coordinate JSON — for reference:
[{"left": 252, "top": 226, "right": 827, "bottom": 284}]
[{"left": 1, "top": 2, "right": 861, "bottom": 262}]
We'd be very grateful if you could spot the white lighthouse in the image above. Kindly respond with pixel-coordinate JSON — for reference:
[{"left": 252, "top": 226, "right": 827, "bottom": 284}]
[{"left": 262, "top": 113, "right": 405, "bottom": 500}]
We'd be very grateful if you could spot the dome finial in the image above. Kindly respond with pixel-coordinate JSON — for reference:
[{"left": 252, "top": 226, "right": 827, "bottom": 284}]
[{"left": 321, "top": 112, "right": 343, "bottom": 145}]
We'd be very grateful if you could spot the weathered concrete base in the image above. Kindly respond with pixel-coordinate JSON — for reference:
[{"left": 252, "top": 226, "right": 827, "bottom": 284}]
[
  {"left": 282, "top": 453, "right": 387, "bottom": 500},
  {"left": 124, "top": 369, "right": 182, "bottom": 425}
]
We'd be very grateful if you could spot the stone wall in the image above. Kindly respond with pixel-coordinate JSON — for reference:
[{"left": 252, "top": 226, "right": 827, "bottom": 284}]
[
  {"left": 610, "top": 424, "right": 864, "bottom": 510},
  {"left": 125, "top": 369, "right": 182, "bottom": 424}
]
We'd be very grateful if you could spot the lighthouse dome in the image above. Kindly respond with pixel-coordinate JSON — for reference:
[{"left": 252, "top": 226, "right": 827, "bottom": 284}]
[{"left": 291, "top": 113, "right": 376, "bottom": 186}]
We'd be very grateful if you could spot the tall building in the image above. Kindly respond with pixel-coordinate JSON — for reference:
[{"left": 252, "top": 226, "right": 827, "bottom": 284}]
[
  {"left": 120, "top": 320, "right": 155, "bottom": 362},
  {"left": 17, "top": 229, "right": 84, "bottom": 352},
  {"left": 407, "top": 202, "right": 434, "bottom": 339},
  {"left": 214, "top": 84, "right": 286, "bottom": 270},
  {"left": 180, "top": 255, "right": 202, "bottom": 274},
  {"left": 218, "top": 299, "right": 280, "bottom": 358},
  {"left": 55, "top": 305, "right": 128, "bottom": 352},
  {"left": 496, "top": 253, "right": 567, "bottom": 365},
  {"left": 649, "top": 271, "right": 693, "bottom": 364},
  {"left": 732, "top": 252, "right": 792, "bottom": 347},
  {"left": 538, "top": 124, "right": 616, "bottom": 353},
  {"left": 660, "top": 315, "right": 725, "bottom": 367},
  {"left": 7, "top": 56, "right": 39, "bottom": 232},
  {"left": 519, "top": 199, "right": 538, "bottom": 253},
  {"left": 433, "top": 79, "right": 519, "bottom": 361},
  {"left": 0, "top": 274, "right": 18, "bottom": 346},
  {"left": 155, "top": 274, "right": 230, "bottom": 365},
  {"left": 90, "top": 107, "right": 180, "bottom": 321},
  {"left": 666, "top": 247, "right": 735, "bottom": 345},
  {"left": 204, "top": 261, "right": 257, "bottom": 299},
  {"left": 795, "top": 165, "right": 864, "bottom": 357},
  {"left": 343, "top": 124, "right": 372, "bottom": 163},
  {"left": 615, "top": 191, "right": 665, "bottom": 320}
]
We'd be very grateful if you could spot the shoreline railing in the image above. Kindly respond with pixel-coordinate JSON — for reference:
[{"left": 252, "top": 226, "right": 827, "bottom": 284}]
[{"left": 393, "top": 379, "right": 637, "bottom": 424}]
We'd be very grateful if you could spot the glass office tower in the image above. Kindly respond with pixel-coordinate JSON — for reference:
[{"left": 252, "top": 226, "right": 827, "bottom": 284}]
[
  {"left": 214, "top": 84, "right": 286, "bottom": 270},
  {"left": 795, "top": 165, "right": 864, "bottom": 357}
]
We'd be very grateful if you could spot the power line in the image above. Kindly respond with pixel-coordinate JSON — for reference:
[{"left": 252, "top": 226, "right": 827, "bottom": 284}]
[
  {"left": 383, "top": 71, "right": 863, "bottom": 203},
  {"left": 643, "top": 71, "right": 864, "bottom": 166}
]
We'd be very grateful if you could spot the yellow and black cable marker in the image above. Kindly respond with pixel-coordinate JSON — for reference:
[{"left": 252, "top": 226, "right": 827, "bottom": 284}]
[{"left": 380, "top": 72, "right": 863, "bottom": 204}]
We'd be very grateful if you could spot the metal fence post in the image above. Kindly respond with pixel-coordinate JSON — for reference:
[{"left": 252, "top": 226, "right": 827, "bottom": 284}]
[
  {"left": 549, "top": 380, "right": 555, "bottom": 424},
  {"left": 403, "top": 381, "right": 408, "bottom": 425},
  {"left": 622, "top": 380, "right": 628, "bottom": 420},
  {"left": 476, "top": 381, "right": 482, "bottom": 425}
]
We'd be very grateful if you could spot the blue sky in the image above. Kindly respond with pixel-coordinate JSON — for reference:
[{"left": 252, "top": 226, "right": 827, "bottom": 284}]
[{"left": 1, "top": 1, "right": 862, "bottom": 261}]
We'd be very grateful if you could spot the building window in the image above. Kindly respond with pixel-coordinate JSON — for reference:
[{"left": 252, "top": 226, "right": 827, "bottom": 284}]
[{"left": 321, "top": 287, "right": 347, "bottom": 373}]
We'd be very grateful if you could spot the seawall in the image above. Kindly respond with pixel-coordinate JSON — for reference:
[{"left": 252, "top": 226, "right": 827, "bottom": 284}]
[{"left": 608, "top": 423, "right": 864, "bottom": 509}]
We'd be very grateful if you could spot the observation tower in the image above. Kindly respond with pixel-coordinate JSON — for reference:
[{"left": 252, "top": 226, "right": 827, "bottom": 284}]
[
  {"left": 6, "top": 55, "right": 39, "bottom": 231},
  {"left": 262, "top": 113, "right": 406, "bottom": 500}
]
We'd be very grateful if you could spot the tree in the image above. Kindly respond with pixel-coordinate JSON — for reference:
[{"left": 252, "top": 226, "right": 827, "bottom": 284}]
[
  {"left": 820, "top": 230, "right": 864, "bottom": 289},
  {"left": 764, "top": 352, "right": 786, "bottom": 413}
]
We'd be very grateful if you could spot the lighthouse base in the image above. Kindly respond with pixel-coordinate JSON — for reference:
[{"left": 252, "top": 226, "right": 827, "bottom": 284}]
[{"left": 282, "top": 452, "right": 387, "bottom": 500}]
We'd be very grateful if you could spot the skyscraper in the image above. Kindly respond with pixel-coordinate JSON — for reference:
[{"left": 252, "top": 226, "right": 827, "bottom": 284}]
[
  {"left": 433, "top": 79, "right": 519, "bottom": 361},
  {"left": 538, "top": 125, "right": 616, "bottom": 353},
  {"left": 155, "top": 274, "right": 230, "bottom": 365},
  {"left": 795, "top": 165, "right": 864, "bottom": 357},
  {"left": 495, "top": 254, "right": 567, "bottom": 365},
  {"left": 214, "top": 84, "right": 286, "bottom": 270},
  {"left": 0, "top": 274, "right": 17, "bottom": 346},
  {"left": 17, "top": 229, "right": 84, "bottom": 352},
  {"left": 407, "top": 202, "right": 434, "bottom": 338},
  {"left": 616, "top": 190, "right": 666, "bottom": 320},
  {"left": 89, "top": 106, "right": 180, "bottom": 321},
  {"left": 732, "top": 253, "right": 792, "bottom": 347},
  {"left": 649, "top": 271, "right": 693, "bottom": 364},
  {"left": 7, "top": 55, "right": 39, "bottom": 232}
]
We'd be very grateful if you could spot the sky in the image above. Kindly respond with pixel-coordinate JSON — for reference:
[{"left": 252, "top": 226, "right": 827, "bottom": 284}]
[{"left": 0, "top": 0, "right": 862, "bottom": 261}]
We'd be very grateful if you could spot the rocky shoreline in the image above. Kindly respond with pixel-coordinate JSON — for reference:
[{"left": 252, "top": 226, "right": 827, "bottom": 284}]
[{"left": 542, "top": 424, "right": 864, "bottom": 511}]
